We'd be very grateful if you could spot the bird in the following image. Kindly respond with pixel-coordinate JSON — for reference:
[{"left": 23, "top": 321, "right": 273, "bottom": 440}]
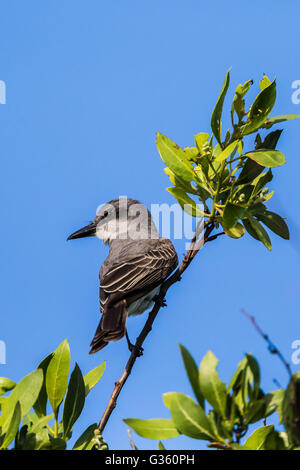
[{"left": 67, "top": 197, "right": 178, "bottom": 354}]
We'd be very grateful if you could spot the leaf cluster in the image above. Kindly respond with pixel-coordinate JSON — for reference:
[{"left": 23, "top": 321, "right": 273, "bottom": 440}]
[
  {"left": 125, "top": 347, "right": 300, "bottom": 450},
  {"left": 157, "top": 71, "right": 300, "bottom": 249},
  {"left": 0, "top": 339, "right": 107, "bottom": 450}
]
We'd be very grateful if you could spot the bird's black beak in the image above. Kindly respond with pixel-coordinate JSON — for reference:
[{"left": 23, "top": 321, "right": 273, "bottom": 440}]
[{"left": 67, "top": 222, "right": 97, "bottom": 240}]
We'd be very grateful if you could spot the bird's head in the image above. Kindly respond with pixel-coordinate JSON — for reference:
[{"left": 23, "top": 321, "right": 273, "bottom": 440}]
[{"left": 67, "top": 197, "right": 158, "bottom": 244}]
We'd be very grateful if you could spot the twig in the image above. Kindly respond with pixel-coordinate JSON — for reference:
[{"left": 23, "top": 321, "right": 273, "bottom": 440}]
[
  {"left": 98, "top": 221, "right": 215, "bottom": 434},
  {"left": 207, "top": 441, "right": 232, "bottom": 450},
  {"left": 241, "top": 309, "right": 292, "bottom": 377},
  {"left": 206, "top": 231, "right": 225, "bottom": 243},
  {"left": 241, "top": 308, "right": 300, "bottom": 444},
  {"left": 127, "top": 429, "right": 137, "bottom": 450}
]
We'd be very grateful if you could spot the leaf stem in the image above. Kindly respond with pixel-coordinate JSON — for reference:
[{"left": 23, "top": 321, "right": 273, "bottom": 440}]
[
  {"left": 54, "top": 416, "right": 58, "bottom": 438},
  {"left": 46, "top": 423, "right": 55, "bottom": 436},
  {"left": 210, "top": 160, "right": 227, "bottom": 217}
]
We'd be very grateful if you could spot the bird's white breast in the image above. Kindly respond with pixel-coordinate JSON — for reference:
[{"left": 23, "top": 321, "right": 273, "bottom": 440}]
[{"left": 127, "top": 285, "right": 161, "bottom": 317}]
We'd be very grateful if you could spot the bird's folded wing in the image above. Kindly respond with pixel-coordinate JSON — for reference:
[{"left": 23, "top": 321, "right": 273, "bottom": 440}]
[{"left": 100, "top": 239, "right": 178, "bottom": 298}]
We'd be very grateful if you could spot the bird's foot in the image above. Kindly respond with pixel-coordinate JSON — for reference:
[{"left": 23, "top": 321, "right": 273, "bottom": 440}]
[
  {"left": 128, "top": 342, "right": 144, "bottom": 357},
  {"left": 126, "top": 331, "right": 144, "bottom": 357},
  {"left": 153, "top": 295, "right": 167, "bottom": 308}
]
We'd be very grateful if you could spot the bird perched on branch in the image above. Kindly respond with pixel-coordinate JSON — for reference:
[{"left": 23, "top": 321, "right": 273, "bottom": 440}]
[{"left": 68, "top": 197, "right": 178, "bottom": 354}]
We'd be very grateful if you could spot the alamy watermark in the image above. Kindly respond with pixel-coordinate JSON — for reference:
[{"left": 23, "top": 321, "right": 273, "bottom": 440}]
[
  {"left": 291, "top": 80, "right": 300, "bottom": 104},
  {"left": 0, "top": 80, "right": 6, "bottom": 104},
  {"left": 291, "top": 340, "right": 300, "bottom": 365},
  {"left": 0, "top": 340, "right": 6, "bottom": 364},
  {"left": 94, "top": 196, "right": 204, "bottom": 250}
]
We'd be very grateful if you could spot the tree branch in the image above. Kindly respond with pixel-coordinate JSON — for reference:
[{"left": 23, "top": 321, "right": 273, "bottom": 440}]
[
  {"left": 127, "top": 429, "right": 137, "bottom": 450},
  {"left": 241, "top": 308, "right": 300, "bottom": 444},
  {"left": 241, "top": 308, "right": 292, "bottom": 377},
  {"left": 98, "top": 221, "right": 215, "bottom": 434}
]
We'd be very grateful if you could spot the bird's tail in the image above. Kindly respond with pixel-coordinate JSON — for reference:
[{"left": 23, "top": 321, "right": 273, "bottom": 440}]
[{"left": 89, "top": 299, "right": 128, "bottom": 354}]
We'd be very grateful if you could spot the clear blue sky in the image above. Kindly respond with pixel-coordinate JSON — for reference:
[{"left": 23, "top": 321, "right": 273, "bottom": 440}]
[{"left": 1, "top": 0, "right": 300, "bottom": 450}]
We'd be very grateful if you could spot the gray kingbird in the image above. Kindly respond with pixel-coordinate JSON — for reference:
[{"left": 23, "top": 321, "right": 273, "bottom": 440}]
[{"left": 67, "top": 197, "right": 178, "bottom": 354}]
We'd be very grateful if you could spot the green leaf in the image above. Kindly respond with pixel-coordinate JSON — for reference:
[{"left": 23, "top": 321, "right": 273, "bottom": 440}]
[
  {"left": 198, "top": 351, "right": 227, "bottom": 418},
  {"left": 62, "top": 363, "right": 85, "bottom": 438},
  {"left": 282, "top": 372, "right": 300, "bottom": 447},
  {"left": 237, "top": 158, "right": 265, "bottom": 185},
  {"left": 263, "top": 190, "right": 274, "bottom": 202},
  {"left": 211, "top": 69, "right": 230, "bottom": 146},
  {"left": 0, "top": 401, "right": 21, "bottom": 450},
  {"left": 257, "top": 129, "right": 282, "bottom": 150},
  {"left": 229, "top": 355, "right": 260, "bottom": 419},
  {"left": 245, "top": 354, "right": 261, "bottom": 400},
  {"left": 222, "top": 222, "right": 245, "bottom": 239},
  {"left": 30, "top": 414, "right": 54, "bottom": 434},
  {"left": 243, "top": 149, "right": 286, "bottom": 168},
  {"left": 263, "top": 114, "right": 300, "bottom": 128},
  {"left": 168, "top": 393, "right": 215, "bottom": 440},
  {"left": 46, "top": 339, "right": 71, "bottom": 418},
  {"left": 49, "top": 436, "right": 67, "bottom": 450},
  {"left": 245, "top": 398, "right": 267, "bottom": 424},
  {"left": 164, "top": 168, "right": 198, "bottom": 195},
  {"left": 184, "top": 146, "right": 199, "bottom": 161},
  {"left": 193, "top": 164, "right": 213, "bottom": 200},
  {"left": 17, "top": 413, "right": 55, "bottom": 450},
  {"left": 124, "top": 418, "right": 180, "bottom": 440},
  {"left": 264, "top": 389, "right": 285, "bottom": 422},
  {"left": 0, "top": 378, "right": 16, "bottom": 396},
  {"left": 256, "top": 211, "right": 289, "bottom": 240},
  {"left": 227, "top": 356, "right": 248, "bottom": 393},
  {"left": 223, "top": 203, "right": 246, "bottom": 229},
  {"left": 252, "top": 169, "right": 273, "bottom": 197},
  {"left": 17, "top": 414, "right": 54, "bottom": 450},
  {"left": 0, "top": 396, "right": 8, "bottom": 411},
  {"left": 72, "top": 424, "right": 99, "bottom": 450},
  {"left": 84, "top": 362, "right": 106, "bottom": 396},
  {"left": 245, "top": 389, "right": 284, "bottom": 425},
  {"left": 194, "top": 132, "right": 209, "bottom": 152},
  {"left": 215, "top": 140, "right": 239, "bottom": 162},
  {"left": 231, "top": 79, "right": 253, "bottom": 122},
  {"left": 179, "top": 344, "right": 204, "bottom": 407},
  {"left": 242, "top": 218, "right": 259, "bottom": 241},
  {"left": 206, "top": 409, "right": 229, "bottom": 441},
  {"left": 156, "top": 132, "right": 195, "bottom": 183},
  {"left": 33, "top": 353, "right": 53, "bottom": 417},
  {"left": 243, "top": 425, "right": 274, "bottom": 450},
  {"left": 162, "top": 392, "right": 177, "bottom": 410},
  {"left": 264, "top": 430, "right": 288, "bottom": 450},
  {"left": 241, "top": 80, "right": 276, "bottom": 135},
  {"left": 260, "top": 74, "right": 271, "bottom": 91},
  {"left": 166, "top": 187, "right": 206, "bottom": 217},
  {"left": 0, "top": 369, "right": 43, "bottom": 432},
  {"left": 245, "top": 216, "right": 272, "bottom": 250}
]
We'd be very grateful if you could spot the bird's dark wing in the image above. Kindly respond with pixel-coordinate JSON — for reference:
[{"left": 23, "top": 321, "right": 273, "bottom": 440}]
[
  {"left": 89, "top": 238, "right": 178, "bottom": 354},
  {"left": 99, "top": 238, "right": 178, "bottom": 310}
]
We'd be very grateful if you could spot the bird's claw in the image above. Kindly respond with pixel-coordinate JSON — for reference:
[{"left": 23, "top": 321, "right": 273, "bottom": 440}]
[
  {"left": 153, "top": 295, "right": 167, "bottom": 308},
  {"left": 128, "top": 343, "right": 144, "bottom": 357},
  {"left": 126, "top": 331, "right": 143, "bottom": 356}
]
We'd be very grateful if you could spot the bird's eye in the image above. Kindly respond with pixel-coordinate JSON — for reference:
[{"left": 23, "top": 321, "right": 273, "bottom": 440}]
[{"left": 102, "top": 211, "right": 109, "bottom": 219}]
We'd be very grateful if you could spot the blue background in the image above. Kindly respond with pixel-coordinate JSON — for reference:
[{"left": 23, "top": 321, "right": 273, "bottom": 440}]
[{"left": 1, "top": 0, "right": 300, "bottom": 450}]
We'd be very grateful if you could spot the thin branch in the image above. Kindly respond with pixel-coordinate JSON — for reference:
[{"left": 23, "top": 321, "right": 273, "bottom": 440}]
[
  {"left": 241, "top": 308, "right": 292, "bottom": 377},
  {"left": 98, "top": 221, "right": 215, "bottom": 434},
  {"left": 127, "top": 429, "right": 137, "bottom": 450},
  {"left": 207, "top": 441, "right": 232, "bottom": 450},
  {"left": 241, "top": 308, "right": 300, "bottom": 444},
  {"left": 206, "top": 231, "right": 225, "bottom": 243}
]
